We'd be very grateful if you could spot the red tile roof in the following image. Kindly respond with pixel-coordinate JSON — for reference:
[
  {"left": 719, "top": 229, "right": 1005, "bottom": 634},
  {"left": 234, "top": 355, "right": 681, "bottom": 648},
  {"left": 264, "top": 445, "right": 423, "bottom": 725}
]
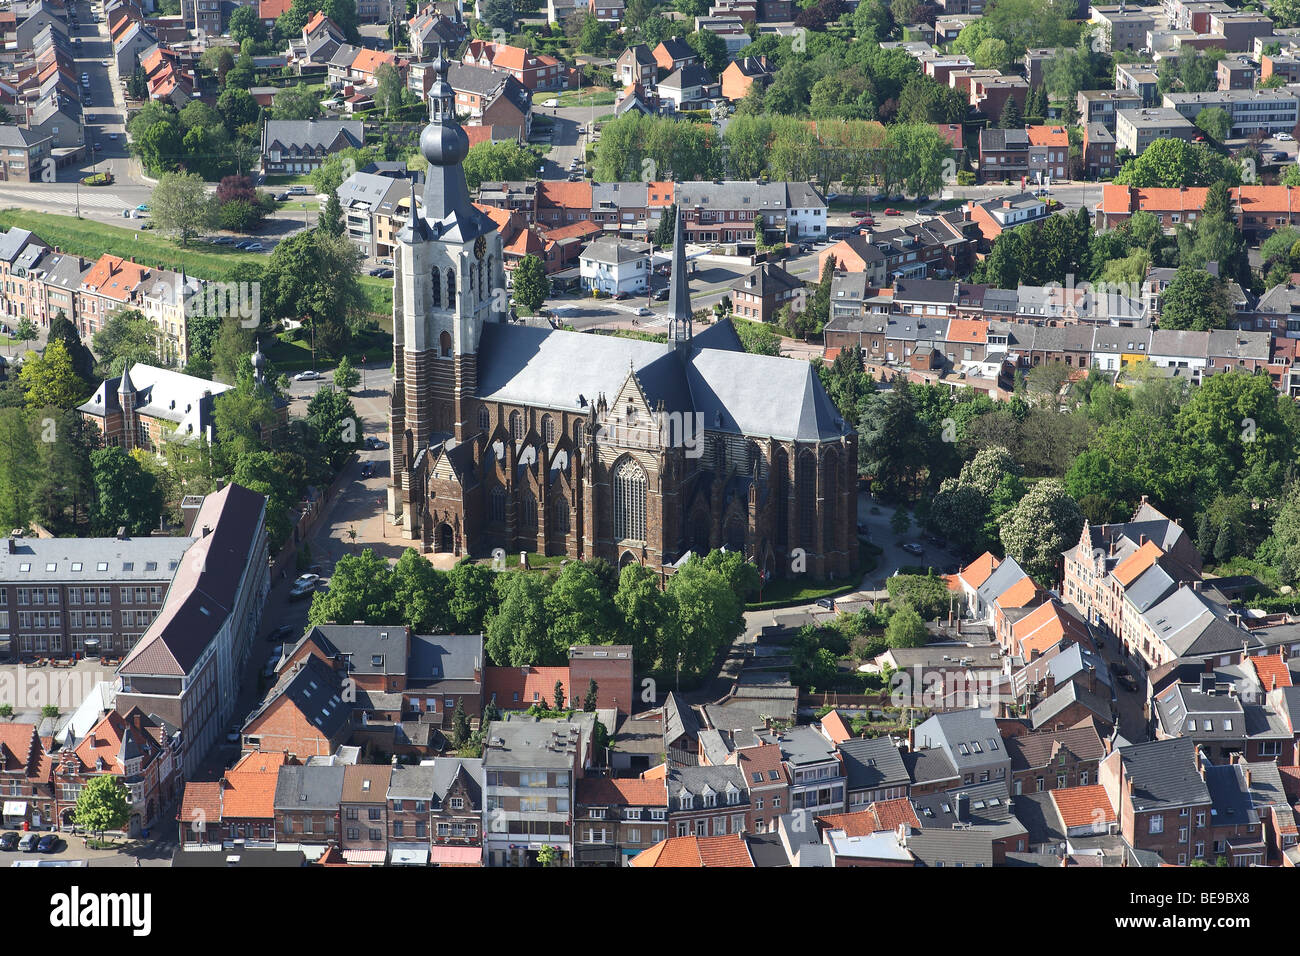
[
  {"left": 818, "top": 798, "right": 921, "bottom": 836},
  {"left": 631, "top": 833, "right": 754, "bottom": 867},
  {"left": 538, "top": 180, "right": 592, "bottom": 211},
  {"left": 1050, "top": 784, "right": 1115, "bottom": 829},
  {"left": 259, "top": 0, "right": 293, "bottom": 19},
  {"left": 820, "top": 710, "right": 851, "bottom": 746},
  {"left": 1112, "top": 540, "right": 1163, "bottom": 587},
  {"left": 576, "top": 776, "right": 668, "bottom": 806},
  {"left": 1026, "top": 125, "right": 1068, "bottom": 148},
  {"left": 221, "top": 750, "right": 290, "bottom": 819},
  {"left": 180, "top": 781, "right": 223, "bottom": 824},
  {"left": 1252, "top": 654, "right": 1293, "bottom": 692},
  {"left": 0, "top": 724, "right": 39, "bottom": 774},
  {"left": 1013, "top": 600, "right": 1091, "bottom": 660},
  {"left": 958, "top": 552, "right": 1000, "bottom": 590},
  {"left": 995, "top": 575, "right": 1039, "bottom": 610}
]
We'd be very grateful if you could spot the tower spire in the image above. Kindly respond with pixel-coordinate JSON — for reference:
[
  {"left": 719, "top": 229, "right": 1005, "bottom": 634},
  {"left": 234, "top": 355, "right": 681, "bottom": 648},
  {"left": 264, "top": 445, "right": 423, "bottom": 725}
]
[{"left": 666, "top": 205, "right": 692, "bottom": 347}]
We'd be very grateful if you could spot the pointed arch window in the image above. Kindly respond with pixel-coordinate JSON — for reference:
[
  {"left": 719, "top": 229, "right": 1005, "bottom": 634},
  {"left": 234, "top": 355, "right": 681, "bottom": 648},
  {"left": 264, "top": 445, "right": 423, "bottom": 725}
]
[
  {"left": 489, "top": 486, "right": 506, "bottom": 523},
  {"left": 573, "top": 419, "right": 584, "bottom": 446},
  {"left": 552, "top": 493, "right": 570, "bottom": 535},
  {"left": 439, "top": 330, "right": 452, "bottom": 358},
  {"left": 478, "top": 406, "right": 490, "bottom": 433},
  {"left": 509, "top": 411, "right": 523, "bottom": 441},
  {"left": 446, "top": 268, "right": 456, "bottom": 303},
  {"left": 797, "top": 452, "right": 817, "bottom": 543},
  {"left": 520, "top": 491, "right": 537, "bottom": 529},
  {"left": 431, "top": 269, "right": 441, "bottom": 308},
  {"left": 613, "top": 458, "right": 647, "bottom": 542},
  {"left": 542, "top": 415, "right": 556, "bottom": 445}
]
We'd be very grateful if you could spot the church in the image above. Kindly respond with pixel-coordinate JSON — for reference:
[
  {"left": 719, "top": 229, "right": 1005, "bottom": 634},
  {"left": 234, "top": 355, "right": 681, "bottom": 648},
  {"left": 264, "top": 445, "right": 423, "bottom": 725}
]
[{"left": 387, "top": 59, "right": 857, "bottom": 579}]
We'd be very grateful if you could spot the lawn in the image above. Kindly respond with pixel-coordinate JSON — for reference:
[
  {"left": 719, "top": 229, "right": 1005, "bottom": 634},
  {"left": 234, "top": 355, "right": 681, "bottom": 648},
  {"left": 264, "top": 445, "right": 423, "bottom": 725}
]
[
  {"left": 0, "top": 208, "right": 393, "bottom": 320},
  {"left": 267, "top": 325, "right": 392, "bottom": 372},
  {"left": 534, "top": 88, "right": 616, "bottom": 108}
]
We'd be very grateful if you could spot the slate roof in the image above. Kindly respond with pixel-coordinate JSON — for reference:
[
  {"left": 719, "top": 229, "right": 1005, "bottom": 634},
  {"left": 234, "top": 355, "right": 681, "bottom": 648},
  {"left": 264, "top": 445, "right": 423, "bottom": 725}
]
[
  {"left": 274, "top": 763, "right": 346, "bottom": 811},
  {"left": 1204, "top": 763, "right": 1260, "bottom": 828},
  {"left": 245, "top": 654, "right": 352, "bottom": 743},
  {"left": 1005, "top": 725, "right": 1106, "bottom": 773},
  {"left": 1119, "top": 737, "right": 1211, "bottom": 811},
  {"left": 905, "top": 827, "right": 995, "bottom": 867},
  {"left": 914, "top": 709, "right": 1007, "bottom": 774},
  {"left": 1029, "top": 681, "right": 1114, "bottom": 730},
  {"left": 839, "top": 736, "right": 910, "bottom": 793}
]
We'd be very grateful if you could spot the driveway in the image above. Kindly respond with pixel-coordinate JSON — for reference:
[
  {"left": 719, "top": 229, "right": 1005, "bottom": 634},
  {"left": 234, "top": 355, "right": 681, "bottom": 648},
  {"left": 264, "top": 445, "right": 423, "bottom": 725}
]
[{"left": 856, "top": 492, "right": 961, "bottom": 592}]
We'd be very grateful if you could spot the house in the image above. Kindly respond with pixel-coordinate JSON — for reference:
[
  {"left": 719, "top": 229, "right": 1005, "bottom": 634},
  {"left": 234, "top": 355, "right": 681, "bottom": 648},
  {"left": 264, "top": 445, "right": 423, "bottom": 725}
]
[
  {"left": 666, "top": 763, "right": 752, "bottom": 838},
  {"left": 1005, "top": 724, "right": 1106, "bottom": 797},
  {"left": 574, "top": 776, "right": 669, "bottom": 865},
  {"left": 260, "top": 119, "right": 365, "bottom": 176},
  {"left": 757, "top": 725, "right": 845, "bottom": 815},
  {"left": 630, "top": 832, "right": 754, "bottom": 866},
  {"left": 720, "top": 55, "right": 775, "bottom": 102},
  {"left": 445, "top": 63, "right": 531, "bottom": 136},
  {"left": 1027, "top": 125, "right": 1069, "bottom": 182},
  {"left": 240, "top": 654, "right": 353, "bottom": 760},
  {"left": 730, "top": 743, "right": 788, "bottom": 833},
  {"left": 0, "top": 723, "right": 53, "bottom": 830},
  {"left": 177, "top": 750, "right": 288, "bottom": 846},
  {"left": 461, "top": 40, "right": 563, "bottom": 91},
  {"left": 912, "top": 708, "right": 1011, "bottom": 793},
  {"left": 966, "top": 193, "right": 1051, "bottom": 243},
  {"left": 1090, "top": 4, "right": 1155, "bottom": 52},
  {"left": 729, "top": 261, "right": 803, "bottom": 323},
  {"left": 407, "top": 8, "right": 464, "bottom": 61},
  {"left": 482, "top": 716, "right": 594, "bottom": 866},
  {"left": 1099, "top": 737, "right": 1213, "bottom": 865},
  {"left": 1076, "top": 88, "right": 1144, "bottom": 131},
  {"left": 652, "top": 36, "right": 698, "bottom": 75},
  {"left": 386, "top": 763, "right": 435, "bottom": 864},
  {"left": 1115, "top": 107, "right": 1199, "bottom": 154},
  {"left": 840, "top": 736, "right": 910, "bottom": 810},
  {"left": 79, "top": 364, "right": 234, "bottom": 451},
  {"left": 657, "top": 63, "right": 719, "bottom": 111},
  {"left": 0, "top": 124, "right": 51, "bottom": 183},
  {"left": 428, "top": 756, "right": 484, "bottom": 865},
  {"left": 51, "top": 707, "right": 179, "bottom": 837},
  {"left": 912, "top": 780, "right": 1029, "bottom": 860},
  {"left": 1083, "top": 122, "right": 1116, "bottom": 179},
  {"left": 579, "top": 237, "right": 652, "bottom": 296},
  {"left": 339, "top": 763, "right": 391, "bottom": 865},
  {"left": 274, "top": 763, "right": 345, "bottom": 848},
  {"left": 978, "top": 127, "right": 1028, "bottom": 183}
]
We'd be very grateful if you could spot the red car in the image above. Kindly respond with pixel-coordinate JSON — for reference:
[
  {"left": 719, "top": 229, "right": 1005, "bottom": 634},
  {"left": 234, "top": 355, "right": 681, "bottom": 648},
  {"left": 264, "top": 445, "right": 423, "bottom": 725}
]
[
  {"left": 858, "top": 216, "right": 875, "bottom": 226},
  {"left": 884, "top": 208, "right": 902, "bottom": 216},
  {"left": 850, "top": 209, "right": 868, "bottom": 218}
]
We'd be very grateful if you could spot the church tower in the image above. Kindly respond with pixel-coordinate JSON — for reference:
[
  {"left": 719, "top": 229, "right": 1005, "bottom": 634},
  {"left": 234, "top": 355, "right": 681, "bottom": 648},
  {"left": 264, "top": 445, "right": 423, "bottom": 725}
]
[
  {"left": 665, "top": 205, "right": 693, "bottom": 349},
  {"left": 389, "top": 57, "right": 508, "bottom": 537},
  {"left": 118, "top": 364, "right": 137, "bottom": 452}
]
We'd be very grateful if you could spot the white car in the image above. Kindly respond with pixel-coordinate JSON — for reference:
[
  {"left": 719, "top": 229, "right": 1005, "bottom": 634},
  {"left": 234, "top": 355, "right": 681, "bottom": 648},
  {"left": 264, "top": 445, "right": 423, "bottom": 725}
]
[
  {"left": 294, "top": 369, "right": 321, "bottom": 381},
  {"left": 1278, "top": 133, "right": 1295, "bottom": 141},
  {"left": 634, "top": 307, "right": 652, "bottom": 316}
]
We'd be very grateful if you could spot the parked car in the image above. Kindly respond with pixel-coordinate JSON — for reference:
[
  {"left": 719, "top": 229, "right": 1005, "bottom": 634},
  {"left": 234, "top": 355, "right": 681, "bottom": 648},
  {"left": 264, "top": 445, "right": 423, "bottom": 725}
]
[
  {"left": 613, "top": 291, "right": 629, "bottom": 300},
  {"left": 816, "top": 598, "right": 835, "bottom": 610},
  {"left": 18, "top": 833, "right": 38, "bottom": 852},
  {"left": 37, "top": 834, "right": 60, "bottom": 853},
  {"left": 1119, "top": 672, "right": 1139, "bottom": 692},
  {"left": 1109, "top": 660, "right": 1128, "bottom": 677},
  {"left": 275, "top": 192, "right": 289, "bottom": 201},
  {"left": 288, "top": 573, "right": 320, "bottom": 600},
  {"left": 0, "top": 832, "right": 18, "bottom": 851},
  {"left": 294, "top": 370, "right": 321, "bottom": 381},
  {"left": 243, "top": 242, "right": 264, "bottom": 252},
  {"left": 360, "top": 462, "right": 373, "bottom": 478},
  {"left": 857, "top": 216, "right": 874, "bottom": 227},
  {"left": 364, "top": 436, "right": 386, "bottom": 449},
  {"left": 542, "top": 98, "right": 558, "bottom": 108},
  {"left": 653, "top": 287, "right": 670, "bottom": 300},
  {"left": 1280, "top": 132, "right": 1295, "bottom": 141},
  {"left": 135, "top": 203, "right": 149, "bottom": 212},
  {"left": 850, "top": 209, "right": 868, "bottom": 218},
  {"left": 288, "top": 185, "right": 308, "bottom": 195},
  {"left": 872, "top": 193, "right": 888, "bottom": 202},
  {"left": 269, "top": 624, "right": 296, "bottom": 643},
  {"left": 901, "top": 542, "right": 925, "bottom": 556},
  {"left": 884, "top": 208, "right": 902, "bottom": 216},
  {"left": 373, "top": 267, "right": 393, "bottom": 278},
  {"left": 108, "top": 132, "right": 118, "bottom": 140}
]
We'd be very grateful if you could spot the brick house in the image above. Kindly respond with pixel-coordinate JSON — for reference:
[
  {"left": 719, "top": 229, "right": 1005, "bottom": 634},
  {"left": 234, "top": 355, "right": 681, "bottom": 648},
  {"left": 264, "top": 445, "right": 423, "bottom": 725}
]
[
  {"left": 730, "top": 743, "right": 789, "bottom": 832},
  {"left": 666, "top": 764, "right": 751, "bottom": 839},
  {"left": 429, "top": 756, "right": 484, "bottom": 865},
  {"left": 274, "top": 763, "right": 344, "bottom": 847},
  {"left": 729, "top": 262, "right": 803, "bottom": 323},
  {"left": 340, "top": 763, "right": 391, "bottom": 865},
  {"left": 387, "top": 763, "right": 435, "bottom": 865},
  {"left": 0, "top": 723, "right": 52, "bottom": 830},
  {"left": 241, "top": 654, "right": 352, "bottom": 761},
  {"left": 574, "top": 776, "right": 669, "bottom": 866},
  {"left": 1004, "top": 724, "right": 1106, "bottom": 797}
]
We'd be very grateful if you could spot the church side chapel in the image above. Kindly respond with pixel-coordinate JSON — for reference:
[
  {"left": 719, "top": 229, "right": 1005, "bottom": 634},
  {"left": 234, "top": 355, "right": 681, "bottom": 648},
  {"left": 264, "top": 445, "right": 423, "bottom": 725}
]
[{"left": 388, "top": 59, "right": 857, "bottom": 580}]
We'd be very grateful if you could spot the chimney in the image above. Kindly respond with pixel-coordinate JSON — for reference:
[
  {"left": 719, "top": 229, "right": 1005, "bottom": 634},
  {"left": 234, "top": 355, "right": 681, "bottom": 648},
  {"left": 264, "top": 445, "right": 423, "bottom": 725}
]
[
  {"left": 1193, "top": 580, "right": 1203, "bottom": 591},
  {"left": 956, "top": 791, "right": 970, "bottom": 822},
  {"left": 5, "top": 539, "right": 12, "bottom": 554},
  {"left": 907, "top": 724, "right": 915, "bottom": 752},
  {"left": 1138, "top": 534, "right": 1146, "bottom": 546},
  {"left": 1088, "top": 664, "right": 1097, "bottom": 695},
  {"left": 1044, "top": 673, "right": 1056, "bottom": 697},
  {"left": 1194, "top": 745, "right": 1205, "bottom": 780},
  {"left": 201, "top": 525, "right": 211, "bottom": 537}
]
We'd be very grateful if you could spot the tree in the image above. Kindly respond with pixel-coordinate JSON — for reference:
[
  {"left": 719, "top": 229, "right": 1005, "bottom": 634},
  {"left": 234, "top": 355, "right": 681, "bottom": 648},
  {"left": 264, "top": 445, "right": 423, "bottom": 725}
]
[
  {"left": 583, "top": 678, "right": 598, "bottom": 712},
  {"left": 451, "top": 698, "right": 470, "bottom": 747},
  {"left": 47, "top": 313, "right": 96, "bottom": 387},
  {"left": 973, "top": 37, "right": 1011, "bottom": 72},
  {"left": 462, "top": 140, "right": 542, "bottom": 191},
  {"left": 885, "top": 604, "right": 927, "bottom": 648},
  {"left": 999, "top": 478, "right": 1084, "bottom": 582},
  {"left": 485, "top": 571, "right": 556, "bottom": 665},
  {"left": 262, "top": 229, "right": 366, "bottom": 355},
  {"left": 546, "top": 561, "right": 616, "bottom": 649},
  {"left": 998, "top": 94, "right": 1022, "bottom": 129},
  {"left": 374, "top": 62, "right": 405, "bottom": 117},
  {"left": 307, "top": 548, "right": 395, "bottom": 625},
  {"left": 1258, "top": 482, "right": 1300, "bottom": 583},
  {"left": 665, "top": 556, "right": 741, "bottom": 681},
  {"left": 614, "top": 561, "right": 677, "bottom": 673},
  {"left": 321, "top": 190, "right": 345, "bottom": 238},
  {"left": 216, "top": 87, "right": 259, "bottom": 134},
  {"left": 512, "top": 254, "right": 550, "bottom": 314},
  {"left": 229, "top": 5, "right": 266, "bottom": 45},
  {"left": 687, "top": 29, "right": 727, "bottom": 73},
  {"left": 73, "top": 775, "right": 133, "bottom": 840},
  {"left": 390, "top": 547, "right": 451, "bottom": 633},
  {"left": 1114, "top": 137, "right": 1240, "bottom": 188},
  {"left": 536, "top": 844, "right": 560, "bottom": 866},
  {"left": 553, "top": 679, "right": 567, "bottom": 710},
  {"left": 1158, "top": 266, "right": 1234, "bottom": 331},
  {"left": 151, "top": 171, "right": 213, "bottom": 246},
  {"left": 18, "top": 340, "right": 88, "bottom": 410},
  {"left": 273, "top": 83, "right": 322, "bottom": 121},
  {"left": 92, "top": 309, "right": 161, "bottom": 376},
  {"left": 1194, "top": 106, "right": 1231, "bottom": 142},
  {"left": 0, "top": 408, "right": 39, "bottom": 532},
  {"left": 448, "top": 559, "right": 499, "bottom": 633},
  {"left": 654, "top": 204, "right": 678, "bottom": 248},
  {"left": 333, "top": 355, "right": 360, "bottom": 392},
  {"left": 90, "top": 447, "right": 164, "bottom": 534},
  {"left": 306, "top": 385, "right": 361, "bottom": 470}
]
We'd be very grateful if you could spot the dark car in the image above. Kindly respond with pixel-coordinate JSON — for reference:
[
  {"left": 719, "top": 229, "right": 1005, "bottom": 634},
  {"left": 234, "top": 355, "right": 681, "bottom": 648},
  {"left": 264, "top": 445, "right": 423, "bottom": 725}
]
[
  {"left": 360, "top": 462, "right": 373, "bottom": 478},
  {"left": 816, "top": 598, "right": 835, "bottom": 610},
  {"left": 269, "top": 624, "right": 296, "bottom": 643},
  {"left": 653, "top": 287, "right": 670, "bottom": 301},
  {"left": 613, "top": 291, "right": 629, "bottom": 300},
  {"left": 1119, "top": 672, "right": 1139, "bottom": 692},
  {"left": 37, "top": 834, "right": 60, "bottom": 854},
  {"left": 0, "top": 832, "right": 18, "bottom": 851}
]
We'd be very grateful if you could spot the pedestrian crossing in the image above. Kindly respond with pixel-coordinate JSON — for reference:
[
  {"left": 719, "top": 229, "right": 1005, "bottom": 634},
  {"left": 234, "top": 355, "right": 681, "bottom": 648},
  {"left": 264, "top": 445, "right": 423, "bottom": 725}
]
[{"left": 0, "top": 185, "right": 139, "bottom": 212}]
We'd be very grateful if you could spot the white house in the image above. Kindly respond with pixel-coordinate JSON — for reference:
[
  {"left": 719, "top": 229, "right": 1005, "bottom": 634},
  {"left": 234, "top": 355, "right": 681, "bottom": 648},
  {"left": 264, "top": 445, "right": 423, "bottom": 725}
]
[{"left": 580, "top": 237, "right": 652, "bottom": 295}]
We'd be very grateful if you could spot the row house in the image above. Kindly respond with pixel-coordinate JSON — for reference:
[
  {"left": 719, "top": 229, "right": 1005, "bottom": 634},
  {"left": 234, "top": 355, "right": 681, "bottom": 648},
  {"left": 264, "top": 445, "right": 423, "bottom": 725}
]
[
  {"left": 387, "top": 759, "right": 485, "bottom": 866},
  {"left": 1004, "top": 724, "right": 1107, "bottom": 798},
  {"left": 757, "top": 724, "right": 845, "bottom": 816},
  {"left": 1115, "top": 61, "right": 1162, "bottom": 106},
  {"left": 665, "top": 763, "right": 752, "bottom": 838},
  {"left": 729, "top": 261, "right": 802, "bottom": 324},
  {"left": 1097, "top": 185, "right": 1300, "bottom": 240},
  {"left": 340, "top": 763, "right": 390, "bottom": 865},
  {"left": 573, "top": 777, "right": 668, "bottom": 866},
  {"left": 1083, "top": 122, "right": 1117, "bottom": 179},
  {"left": 0, "top": 723, "right": 53, "bottom": 831},
  {"left": 274, "top": 763, "right": 345, "bottom": 848}
]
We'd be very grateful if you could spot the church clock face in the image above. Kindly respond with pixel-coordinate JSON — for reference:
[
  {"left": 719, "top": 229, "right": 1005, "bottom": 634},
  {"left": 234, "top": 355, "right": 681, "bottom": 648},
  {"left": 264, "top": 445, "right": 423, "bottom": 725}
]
[{"left": 474, "top": 235, "right": 487, "bottom": 260}]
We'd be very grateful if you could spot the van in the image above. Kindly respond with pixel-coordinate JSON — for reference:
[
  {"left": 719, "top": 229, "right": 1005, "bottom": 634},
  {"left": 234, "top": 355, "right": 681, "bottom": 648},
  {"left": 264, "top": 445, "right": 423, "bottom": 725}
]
[{"left": 287, "top": 185, "right": 308, "bottom": 196}]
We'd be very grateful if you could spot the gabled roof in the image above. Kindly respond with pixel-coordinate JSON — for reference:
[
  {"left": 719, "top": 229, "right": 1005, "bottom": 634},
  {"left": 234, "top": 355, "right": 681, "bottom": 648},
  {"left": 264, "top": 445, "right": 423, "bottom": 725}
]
[
  {"left": 631, "top": 833, "right": 754, "bottom": 867},
  {"left": 222, "top": 751, "right": 291, "bottom": 819},
  {"left": 839, "top": 736, "right": 910, "bottom": 792},
  {"left": 1050, "top": 784, "right": 1115, "bottom": 829},
  {"left": 1119, "top": 737, "right": 1211, "bottom": 810},
  {"left": 1252, "top": 655, "right": 1293, "bottom": 693}
]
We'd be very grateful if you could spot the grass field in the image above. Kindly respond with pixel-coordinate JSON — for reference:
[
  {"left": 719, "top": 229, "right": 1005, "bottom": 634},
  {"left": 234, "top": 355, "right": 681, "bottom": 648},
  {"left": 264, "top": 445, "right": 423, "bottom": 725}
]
[{"left": 0, "top": 208, "right": 393, "bottom": 320}]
